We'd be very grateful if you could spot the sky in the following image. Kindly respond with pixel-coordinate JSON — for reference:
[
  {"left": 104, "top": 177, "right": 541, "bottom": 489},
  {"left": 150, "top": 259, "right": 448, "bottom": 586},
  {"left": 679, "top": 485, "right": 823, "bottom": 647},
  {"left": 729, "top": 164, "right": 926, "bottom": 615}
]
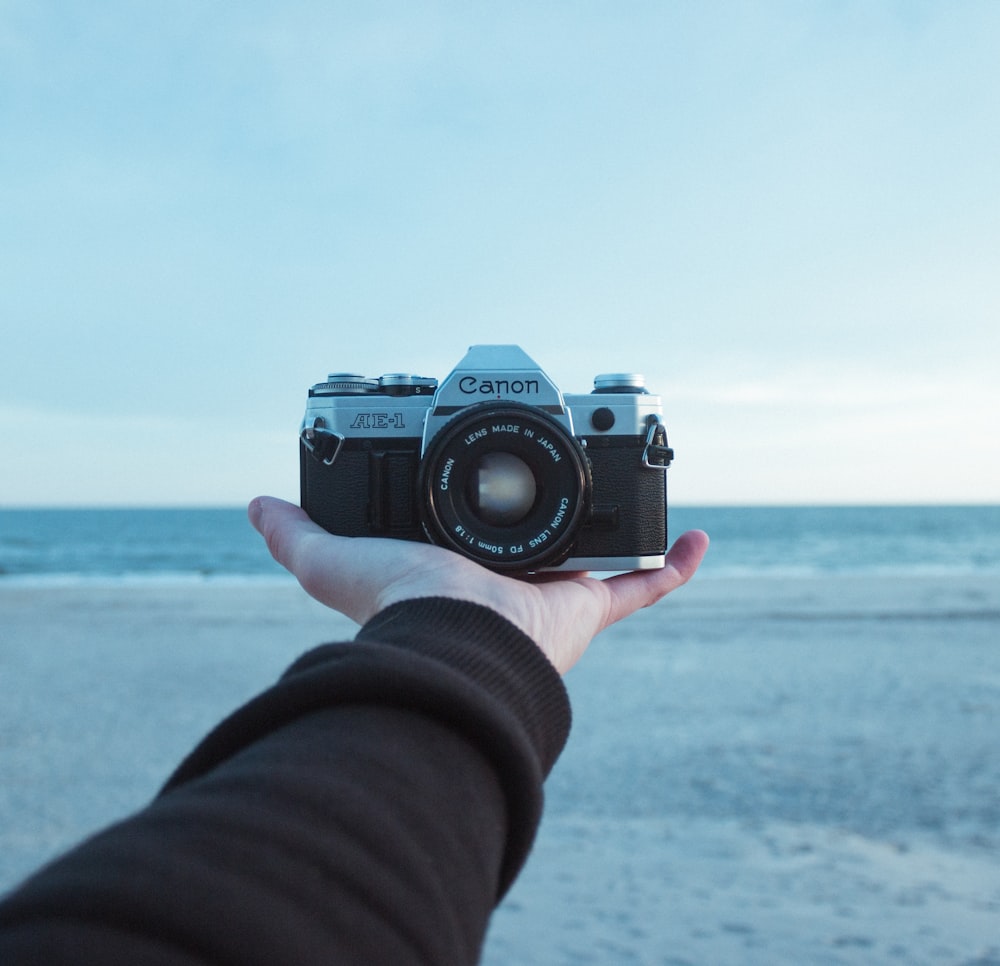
[{"left": 2, "top": 1, "right": 998, "bottom": 507}]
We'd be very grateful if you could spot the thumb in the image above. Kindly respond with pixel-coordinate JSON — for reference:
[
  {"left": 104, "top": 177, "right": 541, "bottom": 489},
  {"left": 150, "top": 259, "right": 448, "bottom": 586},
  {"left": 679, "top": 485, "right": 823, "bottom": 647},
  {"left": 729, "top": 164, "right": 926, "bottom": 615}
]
[
  {"left": 248, "top": 496, "right": 321, "bottom": 574},
  {"left": 599, "top": 529, "right": 710, "bottom": 630}
]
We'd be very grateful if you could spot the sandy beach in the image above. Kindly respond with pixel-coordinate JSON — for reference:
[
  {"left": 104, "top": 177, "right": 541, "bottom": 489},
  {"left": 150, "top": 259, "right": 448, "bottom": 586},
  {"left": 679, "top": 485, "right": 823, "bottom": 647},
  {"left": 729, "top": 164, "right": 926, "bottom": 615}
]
[{"left": 1, "top": 574, "right": 998, "bottom": 964}]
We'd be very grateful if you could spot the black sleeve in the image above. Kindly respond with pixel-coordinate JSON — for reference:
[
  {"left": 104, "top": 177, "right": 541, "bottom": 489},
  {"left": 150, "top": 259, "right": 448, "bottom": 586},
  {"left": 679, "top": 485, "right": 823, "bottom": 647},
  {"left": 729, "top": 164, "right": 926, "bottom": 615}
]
[{"left": 0, "top": 597, "right": 571, "bottom": 965}]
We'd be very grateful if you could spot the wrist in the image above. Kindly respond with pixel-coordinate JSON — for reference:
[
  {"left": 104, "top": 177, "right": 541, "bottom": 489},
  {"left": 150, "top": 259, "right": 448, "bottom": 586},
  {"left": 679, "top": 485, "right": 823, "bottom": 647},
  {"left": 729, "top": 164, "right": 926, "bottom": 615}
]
[{"left": 354, "top": 597, "right": 570, "bottom": 774}]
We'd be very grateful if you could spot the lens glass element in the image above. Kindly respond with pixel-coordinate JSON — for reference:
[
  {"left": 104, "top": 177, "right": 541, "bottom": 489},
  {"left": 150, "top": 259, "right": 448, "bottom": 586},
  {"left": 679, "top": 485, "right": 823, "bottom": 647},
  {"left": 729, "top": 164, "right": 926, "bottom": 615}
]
[{"left": 467, "top": 452, "right": 537, "bottom": 526}]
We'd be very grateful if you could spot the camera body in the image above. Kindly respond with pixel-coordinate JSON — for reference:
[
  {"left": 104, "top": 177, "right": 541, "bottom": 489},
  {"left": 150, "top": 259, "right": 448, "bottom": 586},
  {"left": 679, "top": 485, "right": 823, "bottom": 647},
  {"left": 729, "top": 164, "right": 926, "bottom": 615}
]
[{"left": 300, "top": 345, "right": 673, "bottom": 572}]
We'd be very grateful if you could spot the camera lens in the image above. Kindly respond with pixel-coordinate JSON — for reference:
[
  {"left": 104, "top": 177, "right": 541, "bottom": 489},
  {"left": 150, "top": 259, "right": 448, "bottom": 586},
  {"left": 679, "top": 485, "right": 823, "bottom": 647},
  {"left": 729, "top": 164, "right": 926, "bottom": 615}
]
[
  {"left": 420, "top": 402, "right": 590, "bottom": 570},
  {"left": 467, "top": 452, "right": 537, "bottom": 526}
]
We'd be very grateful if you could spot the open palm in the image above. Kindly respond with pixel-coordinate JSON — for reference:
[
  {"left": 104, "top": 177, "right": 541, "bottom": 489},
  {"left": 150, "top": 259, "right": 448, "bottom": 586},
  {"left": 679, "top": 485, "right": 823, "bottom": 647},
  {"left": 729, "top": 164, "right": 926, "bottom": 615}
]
[{"left": 250, "top": 496, "right": 709, "bottom": 674}]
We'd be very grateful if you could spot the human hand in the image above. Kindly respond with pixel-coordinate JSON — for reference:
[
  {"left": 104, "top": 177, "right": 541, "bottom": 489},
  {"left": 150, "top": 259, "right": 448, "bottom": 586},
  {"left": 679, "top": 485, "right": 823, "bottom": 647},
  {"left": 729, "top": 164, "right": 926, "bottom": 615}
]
[{"left": 249, "top": 496, "right": 709, "bottom": 674}]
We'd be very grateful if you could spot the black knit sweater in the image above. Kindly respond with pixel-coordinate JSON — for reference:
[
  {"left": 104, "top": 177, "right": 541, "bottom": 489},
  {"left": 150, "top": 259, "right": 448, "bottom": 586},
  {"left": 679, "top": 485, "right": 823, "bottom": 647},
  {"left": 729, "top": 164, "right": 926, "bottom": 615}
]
[{"left": 0, "top": 598, "right": 571, "bottom": 965}]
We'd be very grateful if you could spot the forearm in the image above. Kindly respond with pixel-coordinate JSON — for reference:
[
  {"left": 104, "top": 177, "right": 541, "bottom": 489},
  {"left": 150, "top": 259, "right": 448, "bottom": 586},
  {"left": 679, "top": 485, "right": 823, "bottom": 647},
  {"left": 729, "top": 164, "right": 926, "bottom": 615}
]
[{"left": 0, "top": 598, "right": 571, "bottom": 965}]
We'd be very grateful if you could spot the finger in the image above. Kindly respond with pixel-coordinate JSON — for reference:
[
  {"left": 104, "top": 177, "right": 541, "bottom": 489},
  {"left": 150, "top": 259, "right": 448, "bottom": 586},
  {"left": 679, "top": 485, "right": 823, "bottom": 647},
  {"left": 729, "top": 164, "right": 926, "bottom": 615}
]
[
  {"left": 663, "top": 528, "right": 710, "bottom": 583},
  {"left": 598, "top": 529, "right": 709, "bottom": 630},
  {"left": 248, "top": 496, "right": 322, "bottom": 574},
  {"left": 249, "top": 497, "right": 373, "bottom": 617}
]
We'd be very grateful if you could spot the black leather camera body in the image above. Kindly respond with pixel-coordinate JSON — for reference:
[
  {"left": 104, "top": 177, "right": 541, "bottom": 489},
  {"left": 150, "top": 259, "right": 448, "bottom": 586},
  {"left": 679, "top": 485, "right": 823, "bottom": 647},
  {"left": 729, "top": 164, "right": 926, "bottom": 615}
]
[{"left": 300, "top": 345, "right": 673, "bottom": 572}]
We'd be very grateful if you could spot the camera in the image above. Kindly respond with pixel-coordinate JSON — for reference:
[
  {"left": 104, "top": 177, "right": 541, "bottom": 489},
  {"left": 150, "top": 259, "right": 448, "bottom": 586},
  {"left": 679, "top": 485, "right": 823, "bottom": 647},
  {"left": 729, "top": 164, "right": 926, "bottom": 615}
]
[{"left": 299, "top": 345, "right": 674, "bottom": 572}]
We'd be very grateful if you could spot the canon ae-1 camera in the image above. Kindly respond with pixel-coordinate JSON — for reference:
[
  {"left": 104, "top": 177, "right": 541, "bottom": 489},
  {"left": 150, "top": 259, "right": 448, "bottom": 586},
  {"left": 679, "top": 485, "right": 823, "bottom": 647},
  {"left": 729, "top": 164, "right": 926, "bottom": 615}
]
[{"left": 300, "top": 345, "right": 674, "bottom": 572}]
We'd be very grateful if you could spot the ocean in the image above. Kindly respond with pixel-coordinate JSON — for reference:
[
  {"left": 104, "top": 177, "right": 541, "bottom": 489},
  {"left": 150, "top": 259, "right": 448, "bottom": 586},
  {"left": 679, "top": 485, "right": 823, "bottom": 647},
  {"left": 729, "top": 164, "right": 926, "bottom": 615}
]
[{"left": 1, "top": 504, "right": 998, "bottom": 581}]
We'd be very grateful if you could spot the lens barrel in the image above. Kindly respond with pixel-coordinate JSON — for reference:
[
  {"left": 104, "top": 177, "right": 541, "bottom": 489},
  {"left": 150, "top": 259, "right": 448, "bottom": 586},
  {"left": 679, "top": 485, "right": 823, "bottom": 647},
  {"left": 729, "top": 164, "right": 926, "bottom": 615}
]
[{"left": 420, "top": 403, "right": 590, "bottom": 570}]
